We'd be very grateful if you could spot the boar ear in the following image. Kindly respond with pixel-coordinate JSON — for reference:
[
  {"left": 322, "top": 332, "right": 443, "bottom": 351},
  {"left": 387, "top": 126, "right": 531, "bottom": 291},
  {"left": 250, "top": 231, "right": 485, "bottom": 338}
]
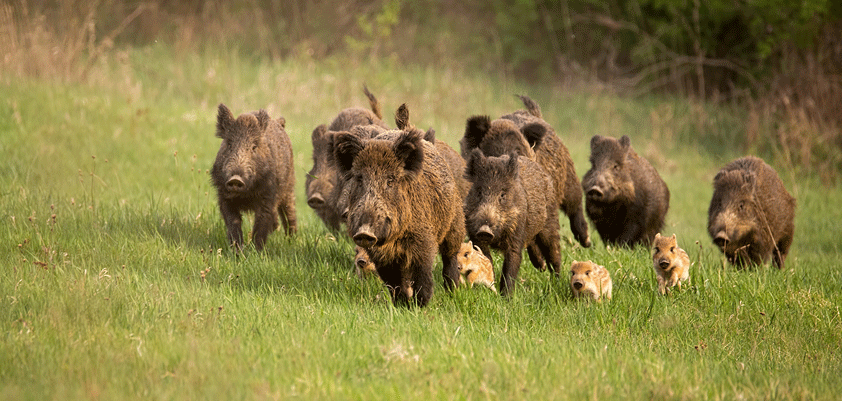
[
  {"left": 395, "top": 103, "right": 411, "bottom": 130},
  {"left": 590, "top": 135, "right": 602, "bottom": 150},
  {"left": 334, "top": 131, "right": 364, "bottom": 173},
  {"left": 276, "top": 116, "right": 286, "bottom": 129},
  {"left": 521, "top": 123, "right": 546, "bottom": 149},
  {"left": 424, "top": 128, "right": 436, "bottom": 142},
  {"left": 619, "top": 135, "right": 632, "bottom": 149},
  {"left": 654, "top": 233, "right": 662, "bottom": 241},
  {"left": 466, "top": 148, "right": 486, "bottom": 178},
  {"left": 255, "top": 109, "right": 271, "bottom": 132},
  {"left": 311, "top": 124, "right": 328, "bottom": 142},
  {"left": 505, "top": 152, "right": 520, "bottom": 177},
  {"left": 463, "top": 116, "right": 491, "bottom": 152},
  {"left": 216, "top": 103, "right": 235, "bottom": 139},
  {"left": 394, "top": 130, "right": 425, "bottom": 173}
]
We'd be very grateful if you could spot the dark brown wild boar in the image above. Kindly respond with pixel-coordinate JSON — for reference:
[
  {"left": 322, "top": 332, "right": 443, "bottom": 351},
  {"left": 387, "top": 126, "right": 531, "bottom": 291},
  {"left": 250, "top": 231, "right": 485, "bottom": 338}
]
[
  {"left": 707, "top": 156, "right": 795, "bottom": 269},
  {"left": 211, "top": 104, "right": 296, "bottom": 251},
  {"left": 334, "top": 119, "right": 465, "bottom": 307},
  {"left": 581, "top": 135, "right": 669, "bottom": 248},
  {"left": 461, "top": 95, "right": 591, "bottom": 248},
  {"left": 305, "top": 88, "right": 389, "bottom": 231},
  {"left": 463, "top": 149, "right": 562, "bottom": 295}
]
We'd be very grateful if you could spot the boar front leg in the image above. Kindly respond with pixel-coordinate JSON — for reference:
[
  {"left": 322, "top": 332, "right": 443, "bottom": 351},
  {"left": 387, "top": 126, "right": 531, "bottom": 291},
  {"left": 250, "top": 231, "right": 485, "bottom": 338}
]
[
  {"left": 500, "top": 244, "right": 524, "bottom": 296},
  {"left": 251, "top": 205, "right": 280, "bottom": 251},
  {"left": 219, "top": 202, "right": 244, "bottom": 252}
]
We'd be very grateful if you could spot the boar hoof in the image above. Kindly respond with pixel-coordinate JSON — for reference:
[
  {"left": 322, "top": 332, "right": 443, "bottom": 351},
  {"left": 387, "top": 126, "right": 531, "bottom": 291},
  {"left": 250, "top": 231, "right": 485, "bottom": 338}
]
[
  {"left": 226, "top": 175, "right": 246, "bottom": 191},
  {"left": 307, "top": 193, "right": 325, "bottom": 208},
  {"left": 476, "top": 225, "right": 494, "bottom": 242}
]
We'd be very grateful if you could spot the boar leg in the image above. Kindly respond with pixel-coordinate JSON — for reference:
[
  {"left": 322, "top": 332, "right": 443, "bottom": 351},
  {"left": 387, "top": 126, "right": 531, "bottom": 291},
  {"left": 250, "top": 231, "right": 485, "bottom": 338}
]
[
  {"left": 410, "top": 247, "right": 437, "bottom": 307},
  {"left": 251, "top": 205, "right": 280, "bottom": 251},
  {"left": 567, "top": 208, "right": 591, "bottom": 248},
  {"left": 220, "top": 202, "right": 244, "bottom": 252},
  {"left": 278, "top": 192, "right": 298, "bottom": 235},
  {"left": 500, "top": 245, "right": 524, "bottom": 296},
  {"left": 526, "top": 243, "right": 546, "bottom": 271},
  {"left": 439, "top": 215, "right": 465, "bottom": 291},
  {"left": 534, "top": 229, "right": 562, "bottom": 275}
]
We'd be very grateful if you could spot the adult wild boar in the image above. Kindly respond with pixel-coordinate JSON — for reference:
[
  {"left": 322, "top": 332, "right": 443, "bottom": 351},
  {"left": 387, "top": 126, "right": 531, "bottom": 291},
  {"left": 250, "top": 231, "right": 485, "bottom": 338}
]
[
  {"left": 305, "top": 87, "right": 389, "bottom": 231},
  {"left": 708, "top": 156, "right": 795, "bottom": 269},
  {"left": 461, "top": 95, "right": 590, "bottom": 248},
  {"left": 581, "top": 135, "right": 669, "bottom": 247},
  {"left": 334, "top": 122, "right": 465, "bottom": 307},
  {"left": 211, "top": 104, "right": 296, "bottom": 251},
  {"left": 463, "top": 149, "right": 562, "bottom": 295}
]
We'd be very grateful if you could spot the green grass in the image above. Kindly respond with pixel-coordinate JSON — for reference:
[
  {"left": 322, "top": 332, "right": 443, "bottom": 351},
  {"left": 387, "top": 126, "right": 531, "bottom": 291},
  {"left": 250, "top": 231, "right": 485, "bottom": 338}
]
[{"left": 1, "top": 45, "right": 840, "bottom": 400}]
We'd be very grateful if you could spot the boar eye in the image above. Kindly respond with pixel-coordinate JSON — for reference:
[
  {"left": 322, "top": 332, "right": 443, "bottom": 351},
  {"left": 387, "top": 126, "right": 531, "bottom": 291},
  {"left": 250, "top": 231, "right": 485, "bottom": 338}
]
[
  {"left": 499, "top": 192, "right": 506, "bottom": 201},
  {"left": 585, "top": 270, "right": 591, "bottom": 276},
  {"left": 613, "top": 163, "right": 620, "bottom": 171},
  {"left": 386, "top": 175, "right": 396, "bottom": 186},
  {"left": 670, "top": 247, "right": 674, "bottom": 252}
]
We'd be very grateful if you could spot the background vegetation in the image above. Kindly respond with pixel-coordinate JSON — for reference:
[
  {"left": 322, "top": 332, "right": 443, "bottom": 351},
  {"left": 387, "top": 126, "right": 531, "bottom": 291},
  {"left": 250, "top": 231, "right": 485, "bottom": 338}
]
[{"left": 0, "top": 0, "right": 840, "bottom": 399}]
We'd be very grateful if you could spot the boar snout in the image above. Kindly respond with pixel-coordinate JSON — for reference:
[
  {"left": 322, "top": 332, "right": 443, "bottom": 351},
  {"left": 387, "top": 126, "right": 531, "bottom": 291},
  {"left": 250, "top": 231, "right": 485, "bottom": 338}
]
[
  {"left": 586, "top": 186, "right": 604, "bottom": 200},
  {"left": 658, "top": 259, "right": 671, "bottom": 269},
  {"left": 355, "top": 254, "right": 369, "bottom": 270},
  {"left": 713, "top": 231, "right": 729, "bottom": 248},
  {"left": 476, "top": 225, "right": 494, "bottom": 242},
  {"left": 353, "top": 224, "right": 378, "bottom": 248},
  {"left": 307, "top": 193, "right": 325, "bottom": 208},
  {"left": 226, "top": 175, "right": 246, "bottom": 191},
  {"left": 572, "top": 280, "right": 583, "bottom": 290}
]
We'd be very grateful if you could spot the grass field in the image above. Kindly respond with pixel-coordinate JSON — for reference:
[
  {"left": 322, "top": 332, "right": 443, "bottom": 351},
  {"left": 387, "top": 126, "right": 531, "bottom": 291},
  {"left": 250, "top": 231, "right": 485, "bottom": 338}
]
[{"left": 1, "top": 45, "right": 841, "bottom": 400}]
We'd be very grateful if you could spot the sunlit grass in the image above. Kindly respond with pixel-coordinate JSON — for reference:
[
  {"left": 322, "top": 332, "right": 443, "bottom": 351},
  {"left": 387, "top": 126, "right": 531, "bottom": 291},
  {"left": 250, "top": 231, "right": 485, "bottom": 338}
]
[{"left": 0, "top": 46, "right": 840, "bottom": 400}]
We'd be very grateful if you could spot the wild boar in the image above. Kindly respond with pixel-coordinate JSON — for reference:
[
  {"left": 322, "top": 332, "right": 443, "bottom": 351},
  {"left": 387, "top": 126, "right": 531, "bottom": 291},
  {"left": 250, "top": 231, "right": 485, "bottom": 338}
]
[
  {"left": 211, "top": 104, "right": 296, "bottom": 251},
  {"left": 582, "top": 135, "right": 669, "bottom": 247},
  {"left": 334, "top": 120, "right": 465, "bottom": 307},
  {"left": 463, "top": 149, "right": 561, "bottom": 295},
  {"left": 707, "top": 156, "right": 795, "bottom": 269}
]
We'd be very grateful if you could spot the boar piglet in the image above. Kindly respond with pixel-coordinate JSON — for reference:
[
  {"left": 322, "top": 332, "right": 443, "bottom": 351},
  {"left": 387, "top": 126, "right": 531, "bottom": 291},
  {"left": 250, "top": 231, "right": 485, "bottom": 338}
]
[
  {"left": 581, "top": 135, "right": 669, "bottom": 247},
  {"left": 211, "top": 104, "right": 297, "bottom": 251},
  {"left": 334, "top": 125, "right": 465, "bottom": 307},
  {"left": 708, "top": 156, "right": 795, "bottom": 269},
  {"left": 463, "top": 149, "right": 561, "bottom": 296}
]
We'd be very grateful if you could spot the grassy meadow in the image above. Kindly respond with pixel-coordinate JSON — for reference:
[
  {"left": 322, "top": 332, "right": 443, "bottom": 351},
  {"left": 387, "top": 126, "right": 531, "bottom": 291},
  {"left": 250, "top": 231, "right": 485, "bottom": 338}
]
[{"left": 1, "top": 44, "right": 841, "bottom": 400}]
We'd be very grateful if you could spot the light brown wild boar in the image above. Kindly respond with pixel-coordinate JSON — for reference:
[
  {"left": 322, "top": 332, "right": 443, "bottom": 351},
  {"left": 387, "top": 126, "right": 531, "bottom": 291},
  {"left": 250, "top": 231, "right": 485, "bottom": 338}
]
[
  {"left": 651, "top": 233, "right": 690, "bottom": 294},
  {"left": 569, "top": 260, "right": 612, "bottom": 302},
  {"left": 456, "top": 241, "right": 496, "bottom": 292}
]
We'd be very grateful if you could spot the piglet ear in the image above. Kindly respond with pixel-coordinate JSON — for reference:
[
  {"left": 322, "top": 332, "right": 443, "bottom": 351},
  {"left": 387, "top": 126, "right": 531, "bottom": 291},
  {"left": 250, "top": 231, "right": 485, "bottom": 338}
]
[
  {"left": 395, "top": 103, "right": 411, "bottom": 130},
  {"left": 466, "top": 148, "right": 486, "bottom": 179},
  {"left": 394, "top": 130, "right": 424, "bottom": 173},
  {"left": 619, "top": 135, "right": 632, "bottom": 149},
  {"left": 521, "top": 122, "right": 546, "bottom": 149},
  {"left": 216, "top": 103, "right": 235, "bottom": 139},
  {"left": 255, "top": 109, "right": 271, "bottom": 132},
  {"left": 334, "top": 131, "right": 364, "bottom": 173},
  {"left": 654, "top": 233, "right": 662, "bottom": 241},
  {"left": 462, "top": 116, "right": 491, "bottom": 155}
]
